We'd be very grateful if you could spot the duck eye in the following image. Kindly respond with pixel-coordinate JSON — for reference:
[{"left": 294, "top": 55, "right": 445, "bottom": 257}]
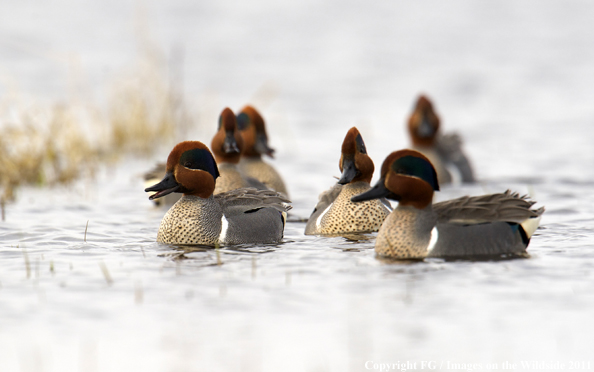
[
  {"left": 184, "top": 161, "right": 192, "bottom": 168},
  {"left": 396, "top": 168, "right": 406, "bottom": 174}
]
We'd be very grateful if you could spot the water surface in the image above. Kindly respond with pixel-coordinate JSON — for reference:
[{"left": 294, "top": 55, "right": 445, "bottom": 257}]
[{"left": 2, "top": 1, "right": 594, "bottom": 371}]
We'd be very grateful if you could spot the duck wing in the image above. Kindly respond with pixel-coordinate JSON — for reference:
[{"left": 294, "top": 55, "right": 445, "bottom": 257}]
[
  {"left": 304, "top": 184, "right": 343, "bottom": 234},
  {"left": 214, "top": 188, "right": 291, "bottom": 244},
  {"left": 215, "top": 187, "right": 292, "bottom": 216},
  {"left": 434, "top": 190, "right": 544, "bottom": 225}
]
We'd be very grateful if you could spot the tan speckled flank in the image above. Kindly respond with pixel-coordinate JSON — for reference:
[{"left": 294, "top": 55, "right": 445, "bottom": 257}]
[
  {"left": 375, "top": 205, "right": 436, "bottom": 259},
  {"left": 214, "top": 163, "right": 249, "bottom": 194},
  {"left": 317, "top": 182, "right": 390, "bottom": 234},
  {"left": 239, "top": 158, "right": 288, "bottom": 197},
  {"left": 157, "top": 195, "right": 222, "bottom": 245}
]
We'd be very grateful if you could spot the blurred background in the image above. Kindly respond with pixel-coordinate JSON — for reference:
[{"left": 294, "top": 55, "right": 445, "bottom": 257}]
[{"left": 1, "top": 0, "right": 594, "bottom": 371}]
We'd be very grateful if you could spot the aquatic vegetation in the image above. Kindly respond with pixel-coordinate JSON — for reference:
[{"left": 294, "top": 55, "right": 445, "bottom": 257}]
[
  {"left": 0, "top": 53, "right": 192, "bottom": 203},
  {"left": 107, "top": 58, "right": 189, "bottom": 156}
]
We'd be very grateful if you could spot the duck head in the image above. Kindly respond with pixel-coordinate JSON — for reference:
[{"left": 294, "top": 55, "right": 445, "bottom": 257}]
[
  {"left": 211, "top": 107, "right": 244, "bottom": 164},
  {"left": 408, "top": 95, "right": 440, "bottom": 147},
  {"left": 351, "top": 149, "right": 439, "bottom": 209},
  {"left": 145, "top": 141, "right": 220, "bottom": 200},
  {"left": 337, "top": 127, "right": 374, "bottom": 185},
  {"left": 236, "top": 105, "right": 275, "bottom": 158}
]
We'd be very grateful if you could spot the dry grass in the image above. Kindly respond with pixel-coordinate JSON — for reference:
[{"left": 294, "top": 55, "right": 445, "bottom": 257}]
[
  {"left": 98, "top": 261, "right": 113, "bottom": 286},
  {"left": 0, "top": 48, "right": 192, "bottom": 203},
  {"left": 107, "top": 59, "right": 179, "bottom": 155}
]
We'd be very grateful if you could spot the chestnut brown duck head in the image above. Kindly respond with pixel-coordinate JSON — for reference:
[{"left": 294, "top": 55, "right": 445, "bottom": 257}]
[
  {"left": 211, "top": 107, "right": 244, "bottom": 164},
  {"left": 408, "top": 95, "right": 440, "bottom": 148},
  {"left": 338, "top": 127, "right": 374, "bottom": 185},
  {"left": 236, "top": 105, "right": 275, "bottom": 158},
  {"left": 145, "top": 141, "right": 220, "bottom": 200}
]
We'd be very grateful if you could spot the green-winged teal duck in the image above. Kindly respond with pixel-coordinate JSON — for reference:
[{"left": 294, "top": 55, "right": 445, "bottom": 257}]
[
  {"left": 236, "top": 105, "right": 289, "bottom": 197},
  {"left": 212, "top": 108, "right": 268, "bottom": 194},
  {"left": 352, "top": 149, "right": 543, "bottom": 259},
  {"left": 305, "top": 127, "right": 391, "bottom": 235},
  {"left": 408, "top": 95, "right": 475, "bottom": 184},
  {"left": 145, "top": 141, "right": 291, "bottom": 245}
]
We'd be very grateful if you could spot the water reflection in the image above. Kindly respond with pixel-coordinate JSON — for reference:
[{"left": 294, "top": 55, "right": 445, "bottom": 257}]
[{"left": 159, "top": 242, "right": 283, "bottom": 263}]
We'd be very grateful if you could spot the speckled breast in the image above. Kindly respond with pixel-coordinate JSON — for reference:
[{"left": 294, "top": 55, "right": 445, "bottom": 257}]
[
  {"left": 157, "top": 196, "right": 223, "bottom": 245},
  {"left": 375, "top": 208, "right": 434, "bottom": 259},
  {"left": 318, "top": 183, "right": 390, "bottom": 234}
]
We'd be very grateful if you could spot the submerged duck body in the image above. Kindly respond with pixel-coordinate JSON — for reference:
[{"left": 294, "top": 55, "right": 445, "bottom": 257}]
[
  {"left": 236, "top": 105, "right": 288, "bottom": 197},
  {"left": 305, "top": 127, "right": 391, "bottom": 235},
  {"left": 407, "top": 95, "right": 474, "bottom": 184},
  {"left": 145, "top": 141, "right": 291, "bottom": 246},
  {"left": 352, "top": 150, "right": 544, "bottom": 259}
]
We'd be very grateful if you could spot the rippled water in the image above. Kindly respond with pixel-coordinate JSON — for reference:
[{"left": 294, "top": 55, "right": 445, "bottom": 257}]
[{"left": 2, "top": 1, "right": 594, "bottom": 371}]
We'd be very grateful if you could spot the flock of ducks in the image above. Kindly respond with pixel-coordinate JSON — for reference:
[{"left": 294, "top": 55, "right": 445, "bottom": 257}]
[{"left": 144, "top": 95, "right": 544, "bottom": 260}]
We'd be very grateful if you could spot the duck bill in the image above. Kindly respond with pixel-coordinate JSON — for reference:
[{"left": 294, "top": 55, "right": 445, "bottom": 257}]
[
  {"left": 145, "top": 172, "right": 181, "bottom": 200},
  {"left": 223, "top": 131, "right": 240, "bottom": 154},
  {"left": 351, "top": 178, "right": 391, "bottom": 202},
  {"left": 337, "top": 158, "right": 359, "bottom": 185},
  {"left": 255, "top": 133, "right": 275, "bottom": 158}
]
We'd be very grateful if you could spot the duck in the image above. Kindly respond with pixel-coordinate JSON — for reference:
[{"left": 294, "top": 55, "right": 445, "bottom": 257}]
[
  {"left": 305, "top": 127, "right": 391, "bottom": 235},
  {"left": 144, "top": 108, "right": 268, "bottom": 206},
  {"left": 351, "top": 149, "right": 544, "bottom": 259},
  {"left": 407, "top": 95, "right": 475, "bottom": 184},
  {"left": 212, "top": 107, "right": 269, "bottom": 194},
  {"left": 236, "top": 105, "right": 289, "bottom": 197},
  {"left": 144, "top": 141, "right": 291, "bottom": 245}
]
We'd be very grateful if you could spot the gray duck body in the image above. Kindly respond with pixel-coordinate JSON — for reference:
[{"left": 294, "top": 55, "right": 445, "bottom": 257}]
[
  {"left": 376, "top": 191, "right": 544, "bottom": 259},
  {"left": 157, "top": 188, "right": 291, "bottom": 246},
  {"left": 435, "top": 132, "right": 475, "bottom": 183},
  {"left": 412, "top": 132, "right": 475, "bottom": 184}
]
